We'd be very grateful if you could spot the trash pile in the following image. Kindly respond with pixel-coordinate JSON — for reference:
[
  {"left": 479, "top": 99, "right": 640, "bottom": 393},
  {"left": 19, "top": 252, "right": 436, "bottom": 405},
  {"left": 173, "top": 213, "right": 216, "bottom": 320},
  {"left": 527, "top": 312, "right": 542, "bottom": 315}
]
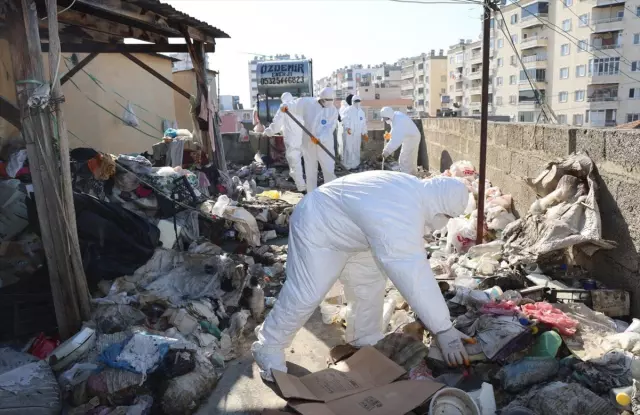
[
  {"left": 315, "top": 153, "right": 632, "bottom": 415},
  {"left": 0, "top": 130, "right": 299, "bottom": 414}
]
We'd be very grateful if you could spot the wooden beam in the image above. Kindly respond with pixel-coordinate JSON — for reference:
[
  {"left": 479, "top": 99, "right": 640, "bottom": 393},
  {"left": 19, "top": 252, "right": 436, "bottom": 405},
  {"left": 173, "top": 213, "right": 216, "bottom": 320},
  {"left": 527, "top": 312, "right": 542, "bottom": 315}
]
[
  {"left": 47, "top": 0, "right": 91, "bottom": 322},
  {"left": 7, "top": 0, "right": 84, "bottom": 339},
  {"left": 41, "top": 42, "right": 214, "bottom": 53},
  {"left": 0, "top": 96, "right": 21, "bottom": 129},
  {"left": 121, "top": 52, "right": 191, "bottom": 99},
  {"left": 60, "top": 52, "right": 98, "bottom": 85}
]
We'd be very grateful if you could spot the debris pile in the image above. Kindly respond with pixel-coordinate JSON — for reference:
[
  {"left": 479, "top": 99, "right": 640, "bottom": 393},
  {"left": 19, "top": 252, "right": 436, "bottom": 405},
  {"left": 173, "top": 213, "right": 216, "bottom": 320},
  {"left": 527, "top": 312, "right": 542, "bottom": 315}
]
[{"left": 313, "top": 153, "right": 632, "bottom": 415}]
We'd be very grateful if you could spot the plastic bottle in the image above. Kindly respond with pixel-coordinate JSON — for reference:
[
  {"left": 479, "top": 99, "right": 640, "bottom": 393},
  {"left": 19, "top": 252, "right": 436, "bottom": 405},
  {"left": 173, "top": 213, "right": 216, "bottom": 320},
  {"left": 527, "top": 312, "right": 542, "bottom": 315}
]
[
  {"left": 610, "top": 386, "right": 633, "bottom": 410},
  {"left": 530, "top": 331, "right": 563, "bottom": 358}
]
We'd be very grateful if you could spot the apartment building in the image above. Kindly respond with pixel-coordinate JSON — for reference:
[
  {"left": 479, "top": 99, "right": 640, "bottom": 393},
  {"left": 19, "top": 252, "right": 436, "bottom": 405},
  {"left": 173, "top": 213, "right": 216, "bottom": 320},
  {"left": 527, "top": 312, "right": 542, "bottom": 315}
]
[
  {"left": 446, "top": 40, "right": 498, "bottom": 116},
  {"left": 491, "top": 0, "right": 640, "bottom": 126},
  {"left": 400, "top": 51, "right": 449, "bottom": 116},
  {"left": 248, "top": 54, "right": 301, "bottom": 105}
]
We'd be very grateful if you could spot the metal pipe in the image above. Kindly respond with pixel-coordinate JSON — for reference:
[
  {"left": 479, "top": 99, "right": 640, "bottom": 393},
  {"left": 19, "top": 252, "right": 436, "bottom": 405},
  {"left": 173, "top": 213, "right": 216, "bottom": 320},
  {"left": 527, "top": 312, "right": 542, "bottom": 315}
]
[{"left": 476, "top": 0, "right": 492, "bottom": 245}]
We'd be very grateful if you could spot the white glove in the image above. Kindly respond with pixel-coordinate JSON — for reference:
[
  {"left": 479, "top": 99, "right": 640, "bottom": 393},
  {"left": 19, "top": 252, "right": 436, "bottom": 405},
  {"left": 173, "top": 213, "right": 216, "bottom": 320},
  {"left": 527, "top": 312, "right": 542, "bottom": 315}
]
[{"left": 435, "top": 326, "right": 471, "bottom": 367}]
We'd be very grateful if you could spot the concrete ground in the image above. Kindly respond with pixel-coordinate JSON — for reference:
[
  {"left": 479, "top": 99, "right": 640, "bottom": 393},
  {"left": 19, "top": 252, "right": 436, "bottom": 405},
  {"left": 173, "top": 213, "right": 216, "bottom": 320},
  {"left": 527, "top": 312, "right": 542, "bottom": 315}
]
[{"left": 196, "top": 310, "right": 345, "bottom": 415}]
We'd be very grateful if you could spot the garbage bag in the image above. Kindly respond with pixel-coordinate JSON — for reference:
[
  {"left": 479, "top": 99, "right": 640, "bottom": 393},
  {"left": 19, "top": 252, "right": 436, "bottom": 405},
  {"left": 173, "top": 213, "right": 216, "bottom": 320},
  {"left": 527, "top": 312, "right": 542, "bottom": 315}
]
[
  {"left": 73, "top": 192, "right": 160, "bottom": 286},
  {"left": 93, "top": 304, "right": 147, "bottom": 334},
  {"left": 0, "top": 348, "right": 61, "bottom": 414},
  {"left": 496, "top": 357, "right": 559, "bottom": 392},
  {"left": 161, "top": 350, "right": 219, "bottom": 415},
  {"left": 572, "top": 350, "right": 634, "bottom": 393},
  {"left": 450, "top": 160, "right": 476, "bottom": 178},
  {"left": 122, "top": 101, "right": 139, "bottom": 127}
]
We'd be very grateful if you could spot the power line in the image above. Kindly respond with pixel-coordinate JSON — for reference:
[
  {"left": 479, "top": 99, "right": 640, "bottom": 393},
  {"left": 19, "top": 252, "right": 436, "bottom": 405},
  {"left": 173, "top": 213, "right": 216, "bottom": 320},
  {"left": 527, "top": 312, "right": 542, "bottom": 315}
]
[{"left": 390, "top": 0, "right": 484, "bottom": 4}]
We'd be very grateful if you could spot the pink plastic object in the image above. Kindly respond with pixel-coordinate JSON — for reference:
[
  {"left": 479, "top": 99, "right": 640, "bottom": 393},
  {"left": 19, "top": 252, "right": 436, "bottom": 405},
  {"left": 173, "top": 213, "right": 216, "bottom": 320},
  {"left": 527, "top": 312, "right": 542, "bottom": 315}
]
[
  {"left": 521, "top": 302, "right": 579, "bottom": 336},
  {"left": 481, "top": 301, "right": 519, "bottom": 316}
]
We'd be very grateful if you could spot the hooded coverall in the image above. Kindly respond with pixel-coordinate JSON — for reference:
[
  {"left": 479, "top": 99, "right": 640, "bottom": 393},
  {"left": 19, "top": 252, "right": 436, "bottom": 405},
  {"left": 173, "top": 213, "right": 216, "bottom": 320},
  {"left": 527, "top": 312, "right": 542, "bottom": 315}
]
[{"left": 383, "top": 111, "right": 421, "bottom": 175}]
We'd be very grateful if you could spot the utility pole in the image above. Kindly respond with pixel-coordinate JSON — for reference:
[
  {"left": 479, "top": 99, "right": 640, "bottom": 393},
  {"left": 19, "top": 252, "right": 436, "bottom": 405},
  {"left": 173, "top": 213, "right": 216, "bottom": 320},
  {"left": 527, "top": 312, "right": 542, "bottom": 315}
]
[{"left": 476, "top": 0, "right": 497, "bottom": 245}]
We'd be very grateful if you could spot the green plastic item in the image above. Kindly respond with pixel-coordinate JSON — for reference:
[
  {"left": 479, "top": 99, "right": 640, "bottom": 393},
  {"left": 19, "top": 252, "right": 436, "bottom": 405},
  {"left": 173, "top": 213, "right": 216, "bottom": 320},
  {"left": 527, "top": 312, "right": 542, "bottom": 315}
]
[
  {"left": 530, "top": 331, "right": 562, "bottom": 357},
  {"left": 200, "top": 321, "right": 222, "bottom": 340}
]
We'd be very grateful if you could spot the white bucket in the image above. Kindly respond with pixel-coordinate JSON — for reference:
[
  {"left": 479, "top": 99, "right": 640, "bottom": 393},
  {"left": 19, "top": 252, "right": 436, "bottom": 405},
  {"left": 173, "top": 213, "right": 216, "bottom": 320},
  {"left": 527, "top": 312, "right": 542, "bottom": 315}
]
[
  {"left": 429, "top": 387, "right": 481, "bottom": 415},
  {"left": 320, "top": 303, "right": 341, "bottom": 325}
]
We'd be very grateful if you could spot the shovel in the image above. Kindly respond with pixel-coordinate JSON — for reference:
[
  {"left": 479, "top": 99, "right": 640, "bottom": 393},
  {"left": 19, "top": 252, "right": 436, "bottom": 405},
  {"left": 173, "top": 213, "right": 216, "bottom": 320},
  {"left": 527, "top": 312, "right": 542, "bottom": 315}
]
[{"left": 282, "top": 107, "right": 349, "bottom": 171}]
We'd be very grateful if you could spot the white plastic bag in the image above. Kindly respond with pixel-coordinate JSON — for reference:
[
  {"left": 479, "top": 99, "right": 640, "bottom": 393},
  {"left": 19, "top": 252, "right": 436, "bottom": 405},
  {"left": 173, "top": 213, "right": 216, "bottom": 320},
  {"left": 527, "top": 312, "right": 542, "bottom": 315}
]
[
  {"left": 450, "top": 160, "right": 476, "bottom": 178},
  {"left": 122, "top": 101, "right": 139, "bottom": 128},
  {"left": 486, "top": 206, "right": 517, "bottom": 231},
  {"left": 446, "top": 217, "right": 476, "bottom": 253}
]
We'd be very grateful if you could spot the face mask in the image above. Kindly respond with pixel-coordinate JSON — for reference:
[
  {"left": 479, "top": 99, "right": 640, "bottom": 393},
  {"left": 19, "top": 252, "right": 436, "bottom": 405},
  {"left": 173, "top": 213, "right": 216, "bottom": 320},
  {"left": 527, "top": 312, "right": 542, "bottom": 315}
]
[
  {"left": 385, "top": 119, "right": 392, "bottom": 125},
  {"left": 321, "top": 99, "right": 333, "bottom": 108},
  {"left": 353, "top": 102, "right": 361, "bottom": 109}
]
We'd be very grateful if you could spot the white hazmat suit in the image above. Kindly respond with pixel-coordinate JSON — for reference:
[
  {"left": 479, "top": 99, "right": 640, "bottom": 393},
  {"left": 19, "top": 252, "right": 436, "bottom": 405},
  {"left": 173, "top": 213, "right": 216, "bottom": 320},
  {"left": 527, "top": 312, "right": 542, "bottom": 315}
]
[
  {"left": 338, "top": 95, "right": 368, "bottom": 169},
  {"left": 263, "top": 92, "right": 306, "bottom": 191},
  {"left": 285, "top": 87, "right": 338, "bottom": 192},
  {"left": 252, "top": 171, "right": 470, "bottom": 381},
  {"left": 380, "top": 107, "right": 421, "bottom": 175}
]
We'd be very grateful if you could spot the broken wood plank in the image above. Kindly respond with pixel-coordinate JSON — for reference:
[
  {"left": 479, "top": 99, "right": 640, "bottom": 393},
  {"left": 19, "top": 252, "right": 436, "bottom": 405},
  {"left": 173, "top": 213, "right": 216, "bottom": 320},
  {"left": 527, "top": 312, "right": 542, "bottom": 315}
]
[
  {"left": 0, "top": 96, "right": 21, "bottom": 129},
  {"left": 60, "top": 52, "right": 98, "bottom": 85},
  {"left": 41, "top": 42, "right": 214, "bottom": 53},
  {"left": 121, "top": 52, "right": 191, "bottom": 99}
]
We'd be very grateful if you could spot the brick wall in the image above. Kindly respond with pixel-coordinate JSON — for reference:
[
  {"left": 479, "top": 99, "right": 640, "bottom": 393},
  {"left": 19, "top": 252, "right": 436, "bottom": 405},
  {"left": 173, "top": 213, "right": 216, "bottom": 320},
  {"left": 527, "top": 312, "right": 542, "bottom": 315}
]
[{"left": 422, "top": 118, "right": 640, "bottom": 315}]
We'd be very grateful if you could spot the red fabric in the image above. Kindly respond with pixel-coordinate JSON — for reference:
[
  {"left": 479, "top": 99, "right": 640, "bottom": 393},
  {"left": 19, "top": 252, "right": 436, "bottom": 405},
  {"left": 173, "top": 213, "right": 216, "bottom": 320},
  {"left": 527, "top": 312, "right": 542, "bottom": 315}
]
[
  {"left": 29, "top": 333, "right": 60, "bottom": 359},
  {"left": 521, "top": 302, "right": 579, "bottom": 336},
  {"left": 135, "top": 185, "right": 153, "bottom": 198}
]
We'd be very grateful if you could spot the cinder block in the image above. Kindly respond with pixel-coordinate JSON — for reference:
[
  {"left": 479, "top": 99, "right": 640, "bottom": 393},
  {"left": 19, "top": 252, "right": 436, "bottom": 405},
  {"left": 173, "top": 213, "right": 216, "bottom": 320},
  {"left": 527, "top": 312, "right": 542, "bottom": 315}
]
[
  {"left": 605, "top": 130, "right": 640, "bottom": 173},
  {"left": 575, "top": 128, "right": 605, "bottom": 162},
  {"left": 510, "top": 151, "right": 529, "bottom": 176},
  {"left": 540, "top": 125, "right": 573, "bottom": 157},
  {"left": 495, "top": 147, "right": 513, "bottom": 172}
]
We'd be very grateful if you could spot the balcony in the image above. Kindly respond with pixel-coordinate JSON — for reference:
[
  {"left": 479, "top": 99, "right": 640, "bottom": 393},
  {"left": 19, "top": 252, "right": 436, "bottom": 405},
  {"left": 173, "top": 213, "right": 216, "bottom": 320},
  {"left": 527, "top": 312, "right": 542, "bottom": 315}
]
[
  {"left": 591, "top": 120, "right": 617, "bottom": 127},
  {"left": 401, "top": 90, "right": 414, "bottom": 98},
  {"left": 522, "top": 54, "right": 548, "bottom": 69},
  {"left": 469, "top": 101, "right": 481, "bottom": 108},
  {"left": 469, "top": 70, "right": 482, "bottom": 80},
  {"left": 520, "top": 13, "right": 548, "bottom": 28},
  {"left": 589, "top": 71, "right": 620, "bottom": 84},
  {"left": 595, "top": 0, "right": 625, "bottom": 7},
  {"left": 518, "top": 100, "right": 541, "bottom": 107},
  {"left": 520, "top": 36, "right": 548, "bottom": 50},
  {"left": 401, "top": 71, "right": 414, "bottom": 80},
  {"left": 401, "top": 82, "right": 414, "bottom": 91},
  {"left": 519, "top": 80, "right": 546, "bottom": 90},
  {"left": 470, "top": 53, "right": 482, "bottom": 63},
  {"left": 592, "top": 16, "right": 624, "bottom": 32},
  {"left": 590, "top": 43, "right": 622, "bottom": 53}
]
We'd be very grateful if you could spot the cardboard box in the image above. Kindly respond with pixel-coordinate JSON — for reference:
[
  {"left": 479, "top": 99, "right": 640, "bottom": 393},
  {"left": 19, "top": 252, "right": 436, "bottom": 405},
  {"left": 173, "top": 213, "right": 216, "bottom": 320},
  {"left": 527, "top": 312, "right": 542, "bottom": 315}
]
[{"left": 269, "top": 347, "right": 444, "bottom": 415}]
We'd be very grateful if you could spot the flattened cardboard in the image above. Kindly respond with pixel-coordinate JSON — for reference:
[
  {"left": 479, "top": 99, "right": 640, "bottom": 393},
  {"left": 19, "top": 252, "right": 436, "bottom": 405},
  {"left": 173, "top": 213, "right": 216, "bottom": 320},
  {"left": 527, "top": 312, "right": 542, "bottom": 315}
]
[
  {"left": 289, "top": 380, "right": 444, "bottom": 415},
  {"left": 273, "top": 347, "right": 406, "bottom": 402}
]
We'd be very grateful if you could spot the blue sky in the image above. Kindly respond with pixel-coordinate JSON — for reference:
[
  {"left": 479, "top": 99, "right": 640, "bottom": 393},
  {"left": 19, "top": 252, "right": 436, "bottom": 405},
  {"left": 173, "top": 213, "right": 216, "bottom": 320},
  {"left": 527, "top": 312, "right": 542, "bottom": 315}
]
[{"left": 167, "top": 0, "right": 484, "bottom": 106}]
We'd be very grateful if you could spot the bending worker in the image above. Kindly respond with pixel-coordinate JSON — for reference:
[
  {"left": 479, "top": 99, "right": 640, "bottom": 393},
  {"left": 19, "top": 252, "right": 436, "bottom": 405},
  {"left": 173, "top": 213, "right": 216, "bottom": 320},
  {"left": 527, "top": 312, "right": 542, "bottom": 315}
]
[
  {"left": 380, "top": 106, "right": 421, "bottom": 175},
  {"left": 338, "top": 95, "right": 368, "bottom": 170},
  {"left": 263, "top": 92, "right": 306, "bottom": 192},
  {"left": 283, "top": 87, "right": 338, "bottom": 192},
  {"left": 252, "top": 171, "right": 471, "bottom": 381}
]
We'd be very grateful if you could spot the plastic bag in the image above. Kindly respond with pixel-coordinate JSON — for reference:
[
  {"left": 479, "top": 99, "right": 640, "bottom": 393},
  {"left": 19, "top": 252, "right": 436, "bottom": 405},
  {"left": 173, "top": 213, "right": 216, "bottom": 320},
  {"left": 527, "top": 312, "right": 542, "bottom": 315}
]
[
  {"left": 450, "top": 160, "right": 476, "bottom": 177},
  {"left": 161, "top": 351, "right": 219, "bottom": 415},
  {"left": 122, "top": 101, "right": 139, "bottom": 128},
  {"left": 521, "top": 302, "right": 579, "bottom": 335},
  {"left": 446, "top": 217, "right": 476, "bottom": 253},
  {"left": 486, "top": 206, "right": 516, "bottom": 231},
  {"left": 92, "top": 304, "right": 147, "bottom": 334},
  {"left": 496, "top": 357, "right": 559, "bottom": 392}
]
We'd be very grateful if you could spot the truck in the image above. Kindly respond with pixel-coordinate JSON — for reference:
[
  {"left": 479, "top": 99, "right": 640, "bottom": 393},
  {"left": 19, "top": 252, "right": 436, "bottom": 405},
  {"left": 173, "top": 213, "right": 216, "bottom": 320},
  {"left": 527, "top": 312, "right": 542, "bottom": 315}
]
[{"left": 254, "top": 59, "right": 314, "bottom": 126}]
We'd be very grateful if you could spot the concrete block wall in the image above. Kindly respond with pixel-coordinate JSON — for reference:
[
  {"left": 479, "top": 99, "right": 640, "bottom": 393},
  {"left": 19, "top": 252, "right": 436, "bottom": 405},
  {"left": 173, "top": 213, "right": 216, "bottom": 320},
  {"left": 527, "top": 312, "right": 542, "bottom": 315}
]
[{"left": 422, "top": 118, "right": 640, "bottom": 315}]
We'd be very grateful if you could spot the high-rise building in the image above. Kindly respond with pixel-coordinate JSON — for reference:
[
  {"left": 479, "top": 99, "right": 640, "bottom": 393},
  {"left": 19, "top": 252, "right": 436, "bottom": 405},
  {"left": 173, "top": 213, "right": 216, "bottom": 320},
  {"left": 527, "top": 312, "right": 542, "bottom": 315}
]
[
  {"left": 489, "top": 0, "right": 640, "bottom": 126},
  {"left": 400, "top": 51, "right": 449, "bottom": 116}
]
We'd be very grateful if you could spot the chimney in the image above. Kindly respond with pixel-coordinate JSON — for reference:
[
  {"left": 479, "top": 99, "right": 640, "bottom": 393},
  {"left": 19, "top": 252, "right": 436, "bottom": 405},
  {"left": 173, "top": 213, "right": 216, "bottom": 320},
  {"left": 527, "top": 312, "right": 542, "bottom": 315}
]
[
  {"left": 430, "top": 49, "right": 435, "bottom": 56},
  {"left": 459, "top": 38, "right": 465, "bottom": 45},
  {"left": 439, "top": 49, "right": 444, "bottom": 56}
]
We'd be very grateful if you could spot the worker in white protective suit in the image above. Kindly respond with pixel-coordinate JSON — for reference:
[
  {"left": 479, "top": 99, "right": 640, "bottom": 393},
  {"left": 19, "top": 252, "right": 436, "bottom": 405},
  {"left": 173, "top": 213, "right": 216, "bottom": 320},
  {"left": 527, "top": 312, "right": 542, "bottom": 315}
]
[
  {"left": 283, "top": 87, "right": 339, "bottom": 192},
  {"left": 252, "top": 171, "right": 471, "bottom": 381},
  {"left": 263, "top": 92, "right": 306, "bottom": 192},
  {"left": 338, "top": 95, "right": 368, "bottom": 170},
  {"left": 380, "top": 106, "right": 421, "bottom": 175}
]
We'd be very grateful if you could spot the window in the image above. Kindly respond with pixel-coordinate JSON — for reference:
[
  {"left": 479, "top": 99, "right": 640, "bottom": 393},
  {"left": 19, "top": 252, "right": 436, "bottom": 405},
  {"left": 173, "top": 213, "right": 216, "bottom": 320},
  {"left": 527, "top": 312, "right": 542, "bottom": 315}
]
[
  {"left": 576, "top": 65, "right": 586, "bottom": 77},
  {"left": 490, "top": 39, "right": 495, "bottom": 49},
  {"left": 496, "top": 76, "right": 504, "bottom": 86},
  {"left": 575, "top": 90, "right": 585, "bottom": 101},
  {"left": 561, "top": 44, "right": 570, "bottom": 56},
  {"left": 636, "top": 6, "right": 640, "bottom": 16},
  {"left": 456, "top": 53, "right": 463, "bottom": 63},
  {"left": 510, "top": 95, "right": 517, "bottom": 104},
  {"left": 573, "top": 114, "right": 584, "bottom": 125},
  {"left": 511, "top": 14, "right": 518, "bottom": 24},
  {"left": 559, "top": 91, "right": 569, "bottom": 102},
  {"left": 510, "top": 75, "right": 517, "bottom": 84},
  {"left": 635, "top": 34, "right": 640, "bottom": 45},
  {"left": 496, "top": 96, "right": 503, "bottom": 105},
  {"left": 511, "top": 55, "right": 517, "bottom": 65},
  {"left": 520, "top": 68, "right": 546, "bottom": 82},
  {"left": 563, "top": 0, "right": 573, "bottom": 7},
  {"left": 441, "top": 75, "right": 446, "bottom": 82},
  {"left": 511, "top": 34, "right": 518, "bottom": 45},
  {"left": 628, "top": 113, "right": 640, "bottom": 122},
  {"left": 558, "top": 114, "right": 568, "bottom": 124},
  {"left": 589, "top": 57, "right": 620, "bottom": 76},
  {"left": 632, "top": 61, "right": 640, "bottom": 72},
  {"left": 497, "top": 58, "right": 504, "bottom": 67},
  {"left": 579, "top": 14, "right": 589, "bottom": 27},
  {"left": 560, "top": 67, "right": 569, "bottom": 79},
  {"left": 441, "top": 88, "right": 446, "bottom": 94},
  {"left": 630, "top": 88, "right": 640, "bottom": 99},
  {"left": 498, "top": 38, "right": 504, "bottom": 48},
  {"left": 518, "top": 111, "right": 535, "bottom": 123},
  {"left": 578, "top": 40, "right": 588, "bottom": 52},
  {"left": 562, "top": 19, "right": 572, "bottom": 31}
]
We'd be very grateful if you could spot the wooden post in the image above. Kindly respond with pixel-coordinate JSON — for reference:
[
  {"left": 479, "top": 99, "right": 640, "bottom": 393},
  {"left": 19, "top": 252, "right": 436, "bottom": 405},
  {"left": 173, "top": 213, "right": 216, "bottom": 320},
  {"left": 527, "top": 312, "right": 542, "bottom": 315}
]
[
  {"left": 47, "top": 0, "right": 91, "bottom": 321},
  {"left": 7, "top": 0, "right": 85, "bottom": 338}
]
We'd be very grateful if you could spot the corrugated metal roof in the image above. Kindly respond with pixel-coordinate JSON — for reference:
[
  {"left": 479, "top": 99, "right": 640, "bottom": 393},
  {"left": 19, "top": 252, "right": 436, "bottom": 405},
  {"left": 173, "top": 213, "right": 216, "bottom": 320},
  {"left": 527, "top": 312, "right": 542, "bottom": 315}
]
[{"left": 128, "top": 0, "right": 230, "bottom": 39}]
